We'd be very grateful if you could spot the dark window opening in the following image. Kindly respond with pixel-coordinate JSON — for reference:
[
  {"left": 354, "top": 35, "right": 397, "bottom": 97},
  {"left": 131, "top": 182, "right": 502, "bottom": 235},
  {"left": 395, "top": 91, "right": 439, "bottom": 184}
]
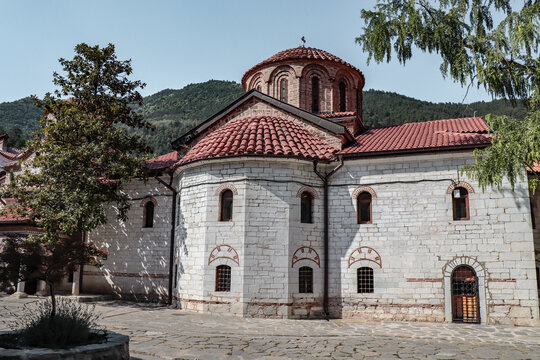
[
  {"left": 311, "top": 77, "right": 320, "bottom": 113},
  {"left": 451, "top": 265, "right": 480, "bottom": 323},
  {"left": 339, "top": 81, "right": 346, "bottom": 112},
  {"left": 256, "top": 85, "right": 261, "bottom": 92},
  {"left": 357, "top": 267, "right": 374, "bottom": 293},
  {"left": 299, "top": 266, "right": 313, "bottom": 293},
  {"left": 174, "top": 264, "right": 178, "bottom": 288},
  {"left": 68, "top": 270, "right": 74, "bottom": 283},
  {"left": 357, "top": 192, "right": 372, "bottom": 224},
  {"left": 220, "top": 190, "right": 233, "bottom": 221},
  {"left": 452, "top": 187, "right": 469, "bottom": 220},
  {"left": 301, "top": 191, "right": 313, "bottom": 223},
  {"left": 144, "top": 201, "right": 154, "bottom": 228},
  {"left": 280, "top": 78, "right": 287, "bottom": 103},
  {"left": 215, "top": 265, "right": 231, "bottom": 292}
]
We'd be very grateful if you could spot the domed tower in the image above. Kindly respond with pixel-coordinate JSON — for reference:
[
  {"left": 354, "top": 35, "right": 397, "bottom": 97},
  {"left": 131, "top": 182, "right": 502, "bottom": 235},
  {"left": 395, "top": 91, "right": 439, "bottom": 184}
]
[{"left": 241, "top": 47, "right": 365, "bottom": 119}]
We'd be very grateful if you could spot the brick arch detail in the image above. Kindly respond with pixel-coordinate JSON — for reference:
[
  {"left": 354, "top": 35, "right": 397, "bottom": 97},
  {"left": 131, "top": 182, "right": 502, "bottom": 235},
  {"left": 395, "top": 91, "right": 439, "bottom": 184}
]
[
  {"left": 446, "top": 181, "right": 475, "bottom": 195},
  {"left": 351, "top": 186, "right": 377, "bottom": 199},
  {"left": 301, "top": 63, "right": 331, "bottom": 80},
  {"left": 208, "top": 244, "right": 240, "bottom": 266},
  {"left": 442, "top": 256, "right": 485, "bottom": 278},
  {"left": 248, "top": 72, "right": 263, "bottom": 91},
  {"left": 140, "top": 196, "right": 158, "bottom": 207},
  {"left": 292, "top": 246, "right": 321, "bottom": 268},
  {"left": 296, "top": 186, "right": 320, "bottom": 199},
  {"left": 215, "top": 184, "right": 238, "bottom": 196},
  {"left": 348, "top": 246, "right": 382, "bottom": 268}
]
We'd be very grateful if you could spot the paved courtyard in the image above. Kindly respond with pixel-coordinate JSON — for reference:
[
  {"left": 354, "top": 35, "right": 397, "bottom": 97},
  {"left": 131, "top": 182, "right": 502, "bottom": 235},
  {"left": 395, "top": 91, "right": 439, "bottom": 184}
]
[{"left": 1, "top": 295, "right": 539, "bottom": 359}]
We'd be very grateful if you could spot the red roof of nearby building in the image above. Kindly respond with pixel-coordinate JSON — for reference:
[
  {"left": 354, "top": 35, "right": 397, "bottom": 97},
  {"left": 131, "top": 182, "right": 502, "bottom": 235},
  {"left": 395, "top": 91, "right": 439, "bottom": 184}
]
[
  {"left": 339, "top": 117, "right": 491, "bottom": 156},
  {"left": 320, "top": 112, "right": 357, "bottom": 118},
  {"left": 242, "top": 47, "right": 363, "bottom": 86},
  {"left": 0, "top": 147, "right": 22, "bottom": 160},
  {"left": 176, "top": 116, "right": 339, "bottom": 166},
  {"left": 147, "top": 151, "right": 178, "bottom": 171}
]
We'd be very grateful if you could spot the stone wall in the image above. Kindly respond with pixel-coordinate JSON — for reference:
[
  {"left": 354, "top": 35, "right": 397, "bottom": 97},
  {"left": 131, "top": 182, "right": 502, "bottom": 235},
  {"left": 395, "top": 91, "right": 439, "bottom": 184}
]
[
  {"left": 85, "top": 177, "right": 173, "bottom": 301},
  {"left": 329, "top": 152, "right": 539, "bottom": 325}
]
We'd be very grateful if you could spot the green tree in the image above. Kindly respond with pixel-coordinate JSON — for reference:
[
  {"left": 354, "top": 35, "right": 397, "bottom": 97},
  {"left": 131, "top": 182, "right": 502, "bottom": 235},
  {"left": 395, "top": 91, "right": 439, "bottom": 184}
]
[
  {"left": 0, "top": 43, "right": 153, "bottom": 318},
  {"left": 358, "top": 0, "right": 539, "bottom": 189}
]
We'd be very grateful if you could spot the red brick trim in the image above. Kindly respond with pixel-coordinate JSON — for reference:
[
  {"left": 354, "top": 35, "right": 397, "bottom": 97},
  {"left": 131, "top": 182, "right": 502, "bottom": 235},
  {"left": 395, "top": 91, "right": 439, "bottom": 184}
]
[
  {"left": 296, "top": 186, "right": 320, "bottom": 199},
  {"left": 215, "top": 184, "right": 238, "bottom": 196},
  {"left": 406, "top": 278, "right": 443, "bottom": 282},
  {"left": 83, "top": 271, "right": 168, "bottom": 279},
  {"left": 348, "top": 246, "right": 382, "bottom": 268},
  {"left": 140, "top": 196, "right": 158, "bottom": 207},
  {"left": 446, "top": 181, "right": 475, "bottom": 195},
  {"left": 208, "top": 244, "right": 240, "bottom": 266},
  {"left": 351, "top": 186, "right": 377, "bottom": 199},
  {"left": 291, "top": 246, "right": 320, "bottom": 268},
  {"left": 488, "top": 278, "right": 517, "bottom": 282}
]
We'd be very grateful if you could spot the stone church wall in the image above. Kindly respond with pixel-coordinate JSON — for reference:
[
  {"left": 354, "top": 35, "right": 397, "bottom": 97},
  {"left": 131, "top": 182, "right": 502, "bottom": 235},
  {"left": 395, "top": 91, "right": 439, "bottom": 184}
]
[
  {"left": 329, "top": 152, "right": 539, "bottom": 326},
  {"left": 84, "top": 177, "right": 173, "bottom": 301}
]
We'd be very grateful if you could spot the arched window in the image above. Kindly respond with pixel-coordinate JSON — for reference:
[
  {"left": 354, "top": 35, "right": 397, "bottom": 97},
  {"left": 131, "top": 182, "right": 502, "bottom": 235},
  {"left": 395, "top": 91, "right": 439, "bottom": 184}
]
[
  {"left": 215, "top": 265, "right": 231, "bottom": 292},
  {"left": 301, "top": 191, "right": 313, "bottom": 223},
  {"left": 339, "top": 81, "right": 346, "bottom": 112},
  {"left": 280, "top": 78, "right": 287, "bottom": 103},
  {"left": 220, "top": 189, "right": 233, "bottom": 221},
  {"left": 144, "top": 201, "right": 154, "bottom": 228},
  {"left": 357, "top": 192, "right": 372, "bottom": 224},
  {"left": 357, "top": 267, "right": 374, "bottom": 293},
  {"left": 256, "top": 85, "right": 261, "bottom": 92},
  {"left": 451, "top": 265, "right": 479, "bottom": 323},
  {"left": 311, "top": 77, "right": 320, "bottom": 113},
  {"left": 452, "top": 187, "right": 469, "bottom": 220},
  {"left": 299, "top": 266, "right": 313, "bottom": 293}
]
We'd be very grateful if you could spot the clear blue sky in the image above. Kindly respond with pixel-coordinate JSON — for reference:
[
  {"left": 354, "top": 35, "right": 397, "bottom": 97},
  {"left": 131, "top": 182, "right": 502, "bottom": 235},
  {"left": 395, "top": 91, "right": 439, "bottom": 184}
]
[{"left": 0, "top": 0, "right": 498, "bottom": 104}]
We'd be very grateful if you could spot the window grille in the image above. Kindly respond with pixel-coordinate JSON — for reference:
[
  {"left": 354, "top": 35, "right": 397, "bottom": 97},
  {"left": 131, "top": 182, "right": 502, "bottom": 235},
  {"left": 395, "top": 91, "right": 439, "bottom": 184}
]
[
  {"left": 299, "top": 266, "right": 313, "bottom": 293},
  {"left": 215, "top": 265, "right": 231, "bottom": 292},
  {"left": 357, "top": 267, "right": 373, "bottom": 293},
  {"left": 451, "top": 265, "right": 480, "bottom": 323}
]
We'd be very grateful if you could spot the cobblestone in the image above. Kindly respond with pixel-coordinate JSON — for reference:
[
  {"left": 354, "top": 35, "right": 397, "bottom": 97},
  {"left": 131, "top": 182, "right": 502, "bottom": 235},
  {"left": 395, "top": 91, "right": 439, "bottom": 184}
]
[{"left": 1, "top": 296, "right": 539, "bottom": 359}]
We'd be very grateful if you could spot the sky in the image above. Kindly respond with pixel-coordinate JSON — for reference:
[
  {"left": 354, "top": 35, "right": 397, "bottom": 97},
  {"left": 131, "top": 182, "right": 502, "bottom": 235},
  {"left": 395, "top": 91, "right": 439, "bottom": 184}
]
[{"left": 0, "top": 0, "right": 503, "bottom": 104}]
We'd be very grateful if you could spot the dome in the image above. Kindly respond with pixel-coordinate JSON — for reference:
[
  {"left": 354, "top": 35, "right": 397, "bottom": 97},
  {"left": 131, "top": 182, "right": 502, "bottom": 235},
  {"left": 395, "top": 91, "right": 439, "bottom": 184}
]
[
  {"left": 242, "top": 47, "right": 363, "bottom": 88},
  {"left": 177, "top": 116, "right": 339, "bottom": 165}
]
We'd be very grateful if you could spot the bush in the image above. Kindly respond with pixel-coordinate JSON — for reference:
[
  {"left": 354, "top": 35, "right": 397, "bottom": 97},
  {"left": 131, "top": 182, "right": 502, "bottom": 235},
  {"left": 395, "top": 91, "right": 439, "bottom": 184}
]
[{"left": 5, "top": 297, "right": 106, "bottom": 349}]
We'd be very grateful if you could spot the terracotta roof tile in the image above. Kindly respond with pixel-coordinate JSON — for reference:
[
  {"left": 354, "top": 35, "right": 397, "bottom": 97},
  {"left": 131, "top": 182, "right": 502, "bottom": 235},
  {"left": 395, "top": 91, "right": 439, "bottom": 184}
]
[
  {"left": 177, "top": 116, "right": 338, "bottom": 166},
  {"left": 242, "top": 47, "right": 363, "bottom": 86},
  {"left": 147, "top": 151, "right": 178, "bottom": 170},
  {"left": 0, "top": 147, "right": 22, "bottom": 160},
  {"left": 340, "top": 117, "right": 491, "bottom": 156},
  {"left": 320, "top": 112, "right": 357, "bottom": 118}
]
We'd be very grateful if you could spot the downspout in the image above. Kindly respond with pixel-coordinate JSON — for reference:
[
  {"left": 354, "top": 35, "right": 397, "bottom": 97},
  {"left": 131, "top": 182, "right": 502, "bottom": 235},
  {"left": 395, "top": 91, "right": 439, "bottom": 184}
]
[
  {"left": 313, "top": 155, "right": 344, "bottom": 319},
  {"left": 155, "top": 173, "right": 177, "bottom": 305}
]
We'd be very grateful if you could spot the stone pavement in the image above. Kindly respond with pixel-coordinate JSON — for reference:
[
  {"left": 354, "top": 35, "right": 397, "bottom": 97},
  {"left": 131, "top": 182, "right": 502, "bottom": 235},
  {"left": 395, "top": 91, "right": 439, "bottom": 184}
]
[{"left": 1, "top": 295, "right": 539, "bottom": 359}]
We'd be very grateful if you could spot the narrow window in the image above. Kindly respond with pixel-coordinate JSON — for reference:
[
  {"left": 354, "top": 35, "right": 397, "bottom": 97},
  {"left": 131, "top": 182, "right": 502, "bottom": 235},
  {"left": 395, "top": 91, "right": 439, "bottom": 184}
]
[
  {"left": 311, "top": 77, "right": 320, "bottom": 113},
  {"left": 301, "top": 191, "right": 313, "bottom": 223},
  {"left": 452, "top": 187, "right": 469, "bottom": 220},
  {"left": 215, "top": 265, "right": 231, "bottom": 292},
  {"left": 339, "top": 81, "right": 346, "bottom": 112},
  {"left": 280, "top": 78, "right": 287, "bottom": 103},
  {"left": 144, "top": 201, "right": 154, "bottom": 228},
  {"left": 256, "top": 85, "right": 261, "bottom": 92},
  {"left": 174, "top": 264, "right": 178, "bottom": 288},
  {"left": 220, "top": 189, "right": 233, "bottom": 221},
  {"left": 299, "top": 266, "right": 313, "bottom": 293},
  {"left": 357, "top": 267, "right": 374, "bottom": 293},
  {"left": 357, "top": 192, "right": 372, "bottom": 224}
]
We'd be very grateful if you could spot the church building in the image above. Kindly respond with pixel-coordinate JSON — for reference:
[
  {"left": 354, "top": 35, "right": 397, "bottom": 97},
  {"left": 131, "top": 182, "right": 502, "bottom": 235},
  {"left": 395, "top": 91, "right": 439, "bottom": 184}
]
[{"left": 5, "top": 46, "right": 540, "bottom": 325}]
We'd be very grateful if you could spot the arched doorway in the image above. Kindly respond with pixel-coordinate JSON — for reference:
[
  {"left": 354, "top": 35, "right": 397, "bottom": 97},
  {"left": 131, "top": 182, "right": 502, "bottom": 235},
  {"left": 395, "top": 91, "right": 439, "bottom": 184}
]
[{"left": 451, "top": 265, "right": 480, "bottom": 323}]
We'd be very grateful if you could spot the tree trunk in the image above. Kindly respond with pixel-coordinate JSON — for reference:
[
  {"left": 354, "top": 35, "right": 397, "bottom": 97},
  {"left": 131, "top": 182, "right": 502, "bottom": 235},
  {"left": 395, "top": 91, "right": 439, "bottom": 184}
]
[{"left": 48, "top": 281, "right": 56, "bottom": 319}]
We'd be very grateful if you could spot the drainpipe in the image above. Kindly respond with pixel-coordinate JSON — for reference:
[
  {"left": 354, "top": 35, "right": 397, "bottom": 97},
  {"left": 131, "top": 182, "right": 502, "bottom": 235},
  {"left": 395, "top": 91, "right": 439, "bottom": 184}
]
[
  {"left": 155, "top": 173, "right": 177, "bottom": 305},
  {"left": 313, "top": 155, "right": 343, "bottom": 319}
]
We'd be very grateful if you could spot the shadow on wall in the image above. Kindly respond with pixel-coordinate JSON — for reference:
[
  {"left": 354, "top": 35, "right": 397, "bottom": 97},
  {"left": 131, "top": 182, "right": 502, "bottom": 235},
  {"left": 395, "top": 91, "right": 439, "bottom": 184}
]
[{"left": 173, "top": 206, "right": 188, "bottom": 309}]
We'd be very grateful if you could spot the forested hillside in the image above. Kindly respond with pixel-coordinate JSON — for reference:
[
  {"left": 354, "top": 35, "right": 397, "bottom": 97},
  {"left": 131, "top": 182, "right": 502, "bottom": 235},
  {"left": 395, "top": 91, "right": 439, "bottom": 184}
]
[{"left": 0, "top": 80, "right": 527, "bottom": 155}]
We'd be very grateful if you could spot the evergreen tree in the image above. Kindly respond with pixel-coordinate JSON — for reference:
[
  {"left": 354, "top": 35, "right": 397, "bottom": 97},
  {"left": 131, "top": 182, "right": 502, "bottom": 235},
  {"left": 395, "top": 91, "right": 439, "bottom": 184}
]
[{"left": 358, "top": 0, "right": 539, "bottom": 189}]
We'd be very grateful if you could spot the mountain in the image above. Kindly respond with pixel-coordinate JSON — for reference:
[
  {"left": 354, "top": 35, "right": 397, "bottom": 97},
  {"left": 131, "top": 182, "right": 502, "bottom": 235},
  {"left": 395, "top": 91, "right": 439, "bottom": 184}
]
[{"left": 0, "top": 80, "right": 528, "bottom": 154}]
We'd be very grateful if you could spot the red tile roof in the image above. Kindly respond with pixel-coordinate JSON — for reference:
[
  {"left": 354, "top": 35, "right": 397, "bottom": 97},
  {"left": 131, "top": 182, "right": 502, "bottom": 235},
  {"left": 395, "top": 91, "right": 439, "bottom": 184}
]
[
  {"left": 340, "top": 117, "right": 491, "bottom": 156},
  {"left": 0, "top": 206, "right": 30, "bottom": 223},
  {"left": 528, "top": 162, "right": 540, "bottom": 174},
  {"left": 0, "top": 147, "right": 22, "bottom": 160},
  {"left": 148, "top": 151, "right": 178, "bottom": 171},
  {"left": 176, "top": 116, "right": 339, "bottom": 166},
  {"left": 320, "top": 112, "right": 357, "bottom": 118},
  {"left": 242, "top": 47, "right": 363, "bottom": 86}
]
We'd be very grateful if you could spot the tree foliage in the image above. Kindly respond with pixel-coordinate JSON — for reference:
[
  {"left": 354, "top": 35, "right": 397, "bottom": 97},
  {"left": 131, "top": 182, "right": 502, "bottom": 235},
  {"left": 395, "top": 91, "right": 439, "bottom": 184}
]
[
  {"left": 0, "top": 43, "right": 152, "bottom": 317},
  {"left": 358, "top": 0, "right": 539, "bottom": 189}
]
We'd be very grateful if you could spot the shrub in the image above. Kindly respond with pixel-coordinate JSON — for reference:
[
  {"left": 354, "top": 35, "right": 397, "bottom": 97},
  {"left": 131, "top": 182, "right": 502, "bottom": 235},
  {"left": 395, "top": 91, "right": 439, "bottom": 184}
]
[{"left": 6, "top": 297, "right": 106, "bottom": 349}]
